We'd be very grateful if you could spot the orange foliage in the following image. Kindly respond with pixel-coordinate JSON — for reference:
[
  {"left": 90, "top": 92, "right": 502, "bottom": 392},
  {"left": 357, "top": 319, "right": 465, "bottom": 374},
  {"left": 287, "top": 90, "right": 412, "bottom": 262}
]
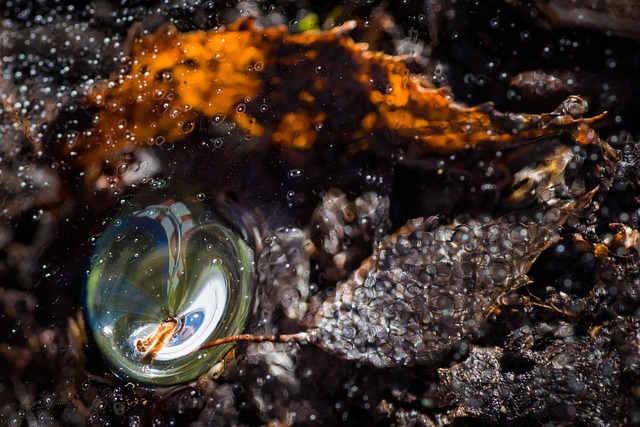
[{"left": 63, "top": 19, "right": 604, "bottom": 182}]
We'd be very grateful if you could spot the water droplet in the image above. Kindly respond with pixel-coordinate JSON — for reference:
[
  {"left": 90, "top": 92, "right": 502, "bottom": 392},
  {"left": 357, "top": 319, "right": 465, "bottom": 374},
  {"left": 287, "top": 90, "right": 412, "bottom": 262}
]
[
  {"left": 153, "top": 89, "right": 166, "bottom": 100},
  {"left": 211, "top": 113, "right": 226, "bottom": 123},
  {"left": 88, "top": 233, "right": 102, "bottom": 245},
  {"left": 31, "top": 209, "right": 43, "bottom": 221},
  {"left": 288, "top": 169, "right": 305, "bottom": 179},
  {"left": 116, "top": 163, "right": 128, "bottom": 176},
  {"left": 485, "top": 59, "right": 500, "bottom": 70},
  {"left": 84, "top": 190, "right": 255, "bottom": 385},
  {"left": 182, "top": 121, "right": 195, "bottom": 133}
]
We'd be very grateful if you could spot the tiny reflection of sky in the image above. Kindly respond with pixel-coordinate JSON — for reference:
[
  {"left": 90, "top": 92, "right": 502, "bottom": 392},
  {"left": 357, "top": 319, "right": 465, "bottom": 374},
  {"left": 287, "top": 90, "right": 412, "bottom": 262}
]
[{"left": 154, "top": 268, "right": 228, "bottom": 361}]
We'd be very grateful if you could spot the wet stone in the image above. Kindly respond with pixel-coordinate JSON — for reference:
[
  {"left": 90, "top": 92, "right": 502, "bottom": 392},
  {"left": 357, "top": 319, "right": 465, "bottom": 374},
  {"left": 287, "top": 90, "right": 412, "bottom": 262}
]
[{"left": 438, "top": 323, "right": 623, "bottom": 425}]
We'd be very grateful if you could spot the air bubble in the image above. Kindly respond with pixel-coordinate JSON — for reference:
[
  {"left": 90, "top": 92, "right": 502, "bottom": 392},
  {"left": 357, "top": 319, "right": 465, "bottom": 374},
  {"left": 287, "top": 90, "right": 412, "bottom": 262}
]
[
  {"left": 84, "top": 193, "right": 254, "bottom": 385},
  {"left": 113, "top": 401, "right": 126, "bottom": 415},
  {"left": 485, "top": 59, "right": 500, "bottom": 70},
  {"left": 211, "top": 113, "right": 225, "bottom": 123},
  {"left": 116, "top": 163, "right": 128, "bottom": 176},
  {"left": 31, "top": 209, "right": 43, "bottom": 221},
  {"left": 288, "top": 169, "right": 304, "bottom": 179},
  {"left": 182, "top": 121, "right": 195, "bottom": 133}
]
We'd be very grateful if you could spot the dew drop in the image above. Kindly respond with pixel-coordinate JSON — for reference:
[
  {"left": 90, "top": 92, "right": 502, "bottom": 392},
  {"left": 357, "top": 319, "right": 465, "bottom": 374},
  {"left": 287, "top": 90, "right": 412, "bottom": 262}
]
[
  {"left": 288, "top": 169, "right": 305, "bottom": 179},
  {"left": 84, "top": 188, "right": 255, "bottom": 385}
]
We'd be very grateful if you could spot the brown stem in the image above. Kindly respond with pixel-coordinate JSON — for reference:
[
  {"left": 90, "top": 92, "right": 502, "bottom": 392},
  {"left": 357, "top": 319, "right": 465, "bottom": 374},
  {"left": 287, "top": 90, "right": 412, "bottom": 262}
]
[{"left": 198, "top": 332, "right": 311, "bottom": 351}]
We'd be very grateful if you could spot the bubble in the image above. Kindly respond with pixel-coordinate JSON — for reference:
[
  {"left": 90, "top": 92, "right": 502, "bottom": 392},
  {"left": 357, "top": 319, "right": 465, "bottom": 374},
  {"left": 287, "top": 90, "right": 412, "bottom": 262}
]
[
  {"left": 31, "top": 209, "right": 44, "bottom": 221},
  {"left": 113, "top": 401, "right": 126, "bottom": 415},
  {"left": 116, "top": 163, "right": 128, "bottom": 176},
  {"left": 182, "top": 121, "right": 195, "bottom": 133},
  {"left": 485, "top": 59, "right": 500, "bottom": 70},
  {"left": 84, "top": 187, "right": 255, "bottom": 385},
  {"left": 288, "top": 169, "right": 304, "bottom": 179},
  {"left": 212, "top": 138, "right": 224, "bottom": 149},
  {"left": 463, "top": 74, "right": 476, "bottom": 85},
  {"left": 211, "top": 113, "right": 226, "bottom": 123}
]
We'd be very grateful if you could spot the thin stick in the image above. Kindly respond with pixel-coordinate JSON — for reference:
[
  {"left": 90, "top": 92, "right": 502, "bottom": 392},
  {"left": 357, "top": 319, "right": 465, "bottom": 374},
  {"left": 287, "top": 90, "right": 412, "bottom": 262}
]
[
  {"left": 135, "top": 318, "right": 178, "bottom": 364},
  {"left": 199, "top": 332, "right": 311, "bottom": 351}
]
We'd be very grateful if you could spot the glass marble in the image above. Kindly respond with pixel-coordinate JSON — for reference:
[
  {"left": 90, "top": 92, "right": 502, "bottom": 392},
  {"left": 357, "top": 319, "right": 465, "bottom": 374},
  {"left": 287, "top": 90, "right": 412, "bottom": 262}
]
[{"left": 85, "top": 189, "right": 254, "bottom": 385}]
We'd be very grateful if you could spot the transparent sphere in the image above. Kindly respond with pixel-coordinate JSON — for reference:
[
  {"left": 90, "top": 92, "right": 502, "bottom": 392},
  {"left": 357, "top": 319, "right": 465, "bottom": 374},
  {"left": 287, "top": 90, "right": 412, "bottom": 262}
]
[{"left": 85, "top": 192, "right": 254, "bottom": 385}]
